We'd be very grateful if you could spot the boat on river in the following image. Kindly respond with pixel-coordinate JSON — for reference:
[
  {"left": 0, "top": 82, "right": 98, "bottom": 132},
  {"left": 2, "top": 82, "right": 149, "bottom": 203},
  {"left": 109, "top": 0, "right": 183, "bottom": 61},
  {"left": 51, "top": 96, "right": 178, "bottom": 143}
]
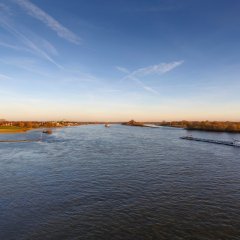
[
  {"left": 181, "top": 136, "right": 240, "bottom": 147},
  {"left": 42, "top": 129, "right": 52, "bottom": 134}
]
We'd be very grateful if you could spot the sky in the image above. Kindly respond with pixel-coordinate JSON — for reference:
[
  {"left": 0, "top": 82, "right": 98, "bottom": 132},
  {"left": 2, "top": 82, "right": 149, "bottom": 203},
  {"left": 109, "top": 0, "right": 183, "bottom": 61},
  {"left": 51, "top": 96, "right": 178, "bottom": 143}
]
[{"left": 0, "top": 0, "right": 240, "bottom": 121}]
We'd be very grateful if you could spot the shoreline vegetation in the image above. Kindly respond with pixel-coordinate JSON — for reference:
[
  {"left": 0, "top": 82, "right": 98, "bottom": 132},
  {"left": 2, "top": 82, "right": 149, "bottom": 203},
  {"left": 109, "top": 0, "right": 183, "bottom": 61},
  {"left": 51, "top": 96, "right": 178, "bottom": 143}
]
[
  {"left": 122, "top": 120, "right": 240, "bottom": 133},
  {"left": 0, "top": 121, "right": 88, "bottom": 134},
  {"left": 122, "top": 120, "right": 146, "bottom": 127},
  {"left": 156, "top": 121, "right": 240, "bottom": 133},
  {"left": 0, "top": 126, "right": 30, "bottom": 133},
  {"left": 1, "top": 120, "right": 240, "bottom": 134}
]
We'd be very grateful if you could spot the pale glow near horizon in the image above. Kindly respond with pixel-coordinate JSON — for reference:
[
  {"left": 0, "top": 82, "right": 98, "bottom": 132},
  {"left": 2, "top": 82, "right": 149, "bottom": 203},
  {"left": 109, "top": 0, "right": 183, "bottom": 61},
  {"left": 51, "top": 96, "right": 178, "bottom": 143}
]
[{"left": 1, "top": 100, "right": 239, "bottom": 121}]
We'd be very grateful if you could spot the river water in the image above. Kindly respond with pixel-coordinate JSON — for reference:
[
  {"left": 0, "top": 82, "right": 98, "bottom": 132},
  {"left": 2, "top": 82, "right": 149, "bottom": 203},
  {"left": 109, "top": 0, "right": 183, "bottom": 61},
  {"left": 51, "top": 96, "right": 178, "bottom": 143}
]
[{"left": 1, "top": 125, "right": 240, "bottom": 240}]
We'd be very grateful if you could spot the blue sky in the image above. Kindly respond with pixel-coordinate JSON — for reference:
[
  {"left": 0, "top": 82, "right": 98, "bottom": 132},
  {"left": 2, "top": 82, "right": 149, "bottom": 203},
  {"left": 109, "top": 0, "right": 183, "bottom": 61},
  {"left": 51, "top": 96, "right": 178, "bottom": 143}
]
[{"left": 0, "top": 0, "right": 240, "bottom": 121}]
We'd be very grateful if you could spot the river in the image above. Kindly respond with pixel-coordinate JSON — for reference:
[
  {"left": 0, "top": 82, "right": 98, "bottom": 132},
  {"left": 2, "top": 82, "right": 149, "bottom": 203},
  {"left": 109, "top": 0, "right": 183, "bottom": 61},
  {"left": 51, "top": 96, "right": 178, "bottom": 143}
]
[{"left": 1, "top": 124, "right": 240, "bottom": 239}]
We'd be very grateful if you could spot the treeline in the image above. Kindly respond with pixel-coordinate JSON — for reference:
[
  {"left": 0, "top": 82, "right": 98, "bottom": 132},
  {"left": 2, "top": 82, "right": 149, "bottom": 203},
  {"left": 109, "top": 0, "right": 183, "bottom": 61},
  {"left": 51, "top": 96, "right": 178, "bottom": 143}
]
[
  {"left": 0, "top": 121, "right": 114, "bottom": 128},
  {"left": 122, "top": 120, "right": 145, "bottom": 127},
  {"left": 0, "top": 121, "right": 84, "bottom": 128},
  {"left": 14, "top": 122, "right": 52, "bottom": 128},
  {"left": 158, "top": 121, "right": 240, "bottom": 133}
]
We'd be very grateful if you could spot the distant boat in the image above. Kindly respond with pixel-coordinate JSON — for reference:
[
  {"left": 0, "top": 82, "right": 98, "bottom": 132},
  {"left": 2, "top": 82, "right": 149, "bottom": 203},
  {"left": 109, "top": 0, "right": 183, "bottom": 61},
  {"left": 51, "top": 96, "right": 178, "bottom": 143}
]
[
  {"left": 181, "top": 136, "right": 240, "bottom": 147},
  {"left": 105, "top": 124, "right": 110, "bottom": 128},
  {"left": 42, "top": 129, "right": 52, "bottom": 134}
]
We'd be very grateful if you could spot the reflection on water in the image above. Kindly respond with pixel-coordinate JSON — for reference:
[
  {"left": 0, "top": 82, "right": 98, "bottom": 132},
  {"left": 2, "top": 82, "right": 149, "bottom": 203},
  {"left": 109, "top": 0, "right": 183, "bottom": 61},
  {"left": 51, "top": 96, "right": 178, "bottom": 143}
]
[{"left": 1, "top": 125, "right": 240, "bottom": 240}]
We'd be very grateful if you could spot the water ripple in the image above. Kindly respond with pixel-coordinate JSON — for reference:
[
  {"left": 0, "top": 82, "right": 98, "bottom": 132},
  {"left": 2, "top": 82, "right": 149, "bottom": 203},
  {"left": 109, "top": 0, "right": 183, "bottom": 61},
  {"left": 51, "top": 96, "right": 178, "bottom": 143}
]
[{"left": 0, "top": 125, "right": 240, "bottom": 239}]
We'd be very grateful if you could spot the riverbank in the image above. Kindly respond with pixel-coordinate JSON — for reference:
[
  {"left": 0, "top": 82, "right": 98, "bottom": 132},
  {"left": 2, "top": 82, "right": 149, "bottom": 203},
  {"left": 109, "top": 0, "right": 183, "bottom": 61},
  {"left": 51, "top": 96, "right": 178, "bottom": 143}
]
[
  {"left": 0, "top": 126, "right": 30, "bottom": 134},
  {"left": 122, "top": 120, "right": 148, "bottom": 127},
  {"left": 156, "top": 121, "right": 240, "bottom": 133},
  {"left": 0, "top": 122, "right": 89, "bottom": 134}
]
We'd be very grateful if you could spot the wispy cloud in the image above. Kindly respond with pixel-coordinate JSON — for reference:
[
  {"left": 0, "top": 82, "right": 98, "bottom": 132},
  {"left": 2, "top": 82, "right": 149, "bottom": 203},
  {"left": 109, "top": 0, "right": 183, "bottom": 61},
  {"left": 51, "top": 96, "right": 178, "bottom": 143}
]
[
  {"left": 14, "top": 0, "right": 81, "bottom": 44},
  {"left": 129, "top": 61, "right": 184, "bottom": 78},
  {"left": 0, "top": 41, "right": 28, "bottom": 51},
  {"left": 119, "top": 61, "right": 184, "bottom": 94},
  {"left": 115, "top": 66, "right": 130, "bottom": 74},
  {"left": 128, "top": 75, "right": 159, "bottom": 94},
  {"left": 0, "top": 3, "right": 12, "bottom": 14},
  {"left": 0, "top": 36, "right": 58, "bottom": 56},
  {"left": 32, "top": 34, "right": 59, "bottom": 56},
  {"left": 0, "top": 73, "right": 12, "bottom": 80},
  {"left": 0, "top": 18, "right": 63, "bottom": 68},
  {"left": 133, "top": 5, "right": 180, "bottom": 13},
  {"left": 0, "top": 57, "right": 54, "bottom": 77}
]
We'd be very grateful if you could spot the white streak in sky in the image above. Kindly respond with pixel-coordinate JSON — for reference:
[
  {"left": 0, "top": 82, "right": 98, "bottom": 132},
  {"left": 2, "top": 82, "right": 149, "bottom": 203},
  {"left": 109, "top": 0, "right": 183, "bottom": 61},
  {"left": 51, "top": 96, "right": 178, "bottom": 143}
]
[
  {"left": 128, "top": 75, "right": 159, "bottom": 94},
  {"left": 0, "top": 19, "right": 63, "bottom": 68},
  {"left": 120, "top": 61, "right": 184, "bottom": 94},
  {"left": 0, "top": 73, "right": 12, "bottom": 80},
  {"left": 0, "top": 3, "right": 11, "bottom": 14},
  {"left": 130, "top": 61, "right": 184, "bottom": 78},
  {"left": 14, "top": 0, "right": 81, "bottom": 44},
  {"left": 0, "top": 41, "right": 28, "bottom": 51},
  {"left": 115, "top": 66, "right": 130, "bottom": 74}
]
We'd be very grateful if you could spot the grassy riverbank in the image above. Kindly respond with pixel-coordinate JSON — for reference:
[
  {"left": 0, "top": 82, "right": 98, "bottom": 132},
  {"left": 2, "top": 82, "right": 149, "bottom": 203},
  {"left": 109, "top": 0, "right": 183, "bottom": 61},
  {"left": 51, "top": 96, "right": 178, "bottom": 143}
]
[
  {"left": 0, "top": 126, "right": 29, "bottom": 133},
  {"left": 0, "top": 121, "right": 89, "bottom": 134}
]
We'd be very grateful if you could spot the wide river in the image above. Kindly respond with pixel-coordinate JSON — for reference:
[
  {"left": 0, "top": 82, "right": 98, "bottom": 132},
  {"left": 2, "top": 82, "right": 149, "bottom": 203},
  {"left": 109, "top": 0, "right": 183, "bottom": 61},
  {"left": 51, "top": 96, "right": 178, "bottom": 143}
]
[{"left": 1, "top": 125, "right": 240, "bottom": 240}]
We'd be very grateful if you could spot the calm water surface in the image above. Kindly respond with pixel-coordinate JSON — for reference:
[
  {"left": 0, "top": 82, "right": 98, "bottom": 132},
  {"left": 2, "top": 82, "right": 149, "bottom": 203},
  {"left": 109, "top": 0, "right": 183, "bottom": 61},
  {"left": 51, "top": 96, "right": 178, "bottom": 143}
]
[{"left": 1, "top": 125, "right": 240, "bottom": 240}]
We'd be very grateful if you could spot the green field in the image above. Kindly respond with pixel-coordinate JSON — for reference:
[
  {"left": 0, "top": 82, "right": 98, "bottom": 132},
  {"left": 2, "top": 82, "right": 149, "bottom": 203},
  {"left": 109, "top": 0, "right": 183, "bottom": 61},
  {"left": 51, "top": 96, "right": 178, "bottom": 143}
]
[{"left": 0, "top": 126, "right": 28, "bottom": 133}]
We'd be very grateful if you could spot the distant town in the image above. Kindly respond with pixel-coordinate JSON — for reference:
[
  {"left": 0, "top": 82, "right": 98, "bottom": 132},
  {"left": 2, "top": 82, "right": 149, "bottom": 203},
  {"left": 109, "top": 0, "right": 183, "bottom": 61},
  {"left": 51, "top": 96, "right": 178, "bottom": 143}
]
[
  {"left": 0, "top": 119, "right": 94, "bottom": 133},
  {"left": 0, "top": 119, "right": 87, "bottom": 128}
]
